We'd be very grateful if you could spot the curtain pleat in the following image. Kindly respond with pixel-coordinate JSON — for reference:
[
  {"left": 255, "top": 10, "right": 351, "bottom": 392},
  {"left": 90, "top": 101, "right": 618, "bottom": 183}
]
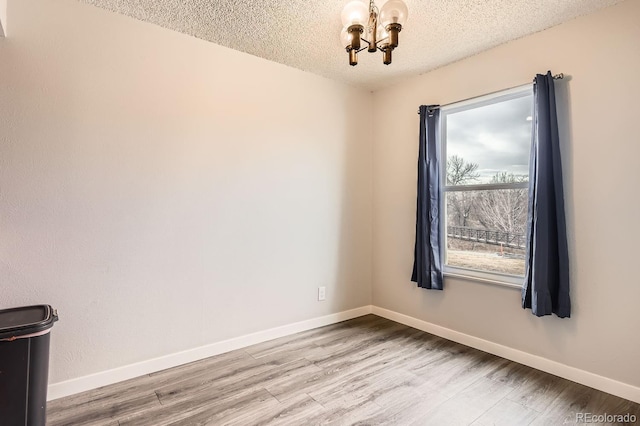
[
  {"left": 522, "top": 71, "right": 571, "bottom": 318},
  {"left": 412, "top": 105, "right": 443, "bottom": 290}
]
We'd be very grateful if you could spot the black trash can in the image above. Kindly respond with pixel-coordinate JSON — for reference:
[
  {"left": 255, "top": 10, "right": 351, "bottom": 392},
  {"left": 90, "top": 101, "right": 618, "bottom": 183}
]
[{"left": 0, "top": 305, "right": 59, "bottom": 426}]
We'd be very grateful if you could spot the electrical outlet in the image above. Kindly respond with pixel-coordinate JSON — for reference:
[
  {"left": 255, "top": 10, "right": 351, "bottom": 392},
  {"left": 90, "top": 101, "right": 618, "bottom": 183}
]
[{"left": 318, "top": 286, "right": 326, "bottom": 301}]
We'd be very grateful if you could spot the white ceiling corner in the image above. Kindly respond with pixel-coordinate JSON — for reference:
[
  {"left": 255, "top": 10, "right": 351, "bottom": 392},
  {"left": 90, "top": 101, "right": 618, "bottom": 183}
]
[{"left": 78, "top": 0, "right": 625, "bottom": 90}]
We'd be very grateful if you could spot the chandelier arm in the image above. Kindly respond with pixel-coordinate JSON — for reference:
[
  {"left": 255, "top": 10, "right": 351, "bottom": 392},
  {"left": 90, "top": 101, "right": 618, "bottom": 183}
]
[{"left": 369, "top": 0, "right": 378, "bottom": 14}]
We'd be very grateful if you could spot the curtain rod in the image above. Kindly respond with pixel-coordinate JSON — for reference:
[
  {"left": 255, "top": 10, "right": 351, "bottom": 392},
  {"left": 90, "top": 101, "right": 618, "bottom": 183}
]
[{"left": 417, "top": 73, "right": 564, "bottom": 114}]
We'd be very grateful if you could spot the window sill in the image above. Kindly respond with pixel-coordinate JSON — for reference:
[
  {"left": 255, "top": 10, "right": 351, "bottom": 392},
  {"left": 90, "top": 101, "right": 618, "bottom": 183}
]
[{"left": 443, "top": 269, "right": 523, "bottom": 290}]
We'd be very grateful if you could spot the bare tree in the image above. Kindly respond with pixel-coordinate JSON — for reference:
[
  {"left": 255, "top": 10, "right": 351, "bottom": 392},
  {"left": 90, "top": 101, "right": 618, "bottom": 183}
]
[
  {"left": 490, "top": 172, "right": 527, "bottom": 185},
  {"left": 447, "top": 155, "right": 480, "bottom": 185},
  {"left": 474, "top": 173, "right": 528, "bottom": 235},
  {"left": 446, "top": 156, "right": 480, "bottom": 227}
]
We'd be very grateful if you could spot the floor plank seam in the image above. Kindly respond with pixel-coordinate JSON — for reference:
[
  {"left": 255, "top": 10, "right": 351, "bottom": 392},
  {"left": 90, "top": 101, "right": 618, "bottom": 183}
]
[
  {"left": 154, "top": 390, "right": 164, "bottom": 406},
  {"left": 244, "top": 348, "right": 259, "bottom": 360},
  {"left": 264, "top": 387, "right": 284, "bottom": 403},
  {"left": 470, "top": 384, "right": 520, "bottom": 426},
  {"left": 511, "top": 396, "right": 544, "bottom": 414},
  {"left": 468, "top": 397, "right": 503, "bottom": 426},
  {"left": 306, "top": 393, "right": 327, "bottom": 409}
]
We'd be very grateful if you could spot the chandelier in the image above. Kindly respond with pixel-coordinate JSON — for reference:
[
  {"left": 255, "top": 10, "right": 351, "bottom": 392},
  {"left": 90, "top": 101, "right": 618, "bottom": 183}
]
[{"left": 340, "top": 0, "right": 408, "bottom": 66}]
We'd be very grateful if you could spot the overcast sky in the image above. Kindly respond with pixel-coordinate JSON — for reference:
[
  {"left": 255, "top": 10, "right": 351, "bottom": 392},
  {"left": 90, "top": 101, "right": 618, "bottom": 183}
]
[{"left": 446, "top": 94, "right": 532, "bottom": 183}]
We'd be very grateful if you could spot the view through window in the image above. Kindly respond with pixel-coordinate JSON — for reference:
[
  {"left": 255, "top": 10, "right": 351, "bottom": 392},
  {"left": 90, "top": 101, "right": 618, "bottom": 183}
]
[{"left": 442, "top": 88, "right": 533, "bottom": 279}]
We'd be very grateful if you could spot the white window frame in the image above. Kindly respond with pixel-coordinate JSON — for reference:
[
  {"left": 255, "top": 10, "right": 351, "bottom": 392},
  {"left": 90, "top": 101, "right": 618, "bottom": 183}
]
[{"left": 439, "top": 85, "right": 533, "bottom": 288}]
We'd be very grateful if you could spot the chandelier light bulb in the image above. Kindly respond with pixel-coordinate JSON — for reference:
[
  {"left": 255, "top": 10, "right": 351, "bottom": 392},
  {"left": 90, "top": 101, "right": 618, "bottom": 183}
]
[
  {"left": 340, "top": 27, "right": 352, "bottom": 48},
  {"left": 341, "top": 1, "right": 369, "bottom": 27},
  {"left": 376, "top": 24, "right": 389, "bottom": 41},
  {"left": 379, "top": 0, "right": 408, "bottom": 27}
]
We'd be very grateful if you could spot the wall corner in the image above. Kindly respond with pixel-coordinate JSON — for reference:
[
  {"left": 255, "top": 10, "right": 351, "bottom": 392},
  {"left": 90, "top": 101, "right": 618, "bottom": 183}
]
[{"left": 0, "top": 0, "right": 7, "bottom": 37}]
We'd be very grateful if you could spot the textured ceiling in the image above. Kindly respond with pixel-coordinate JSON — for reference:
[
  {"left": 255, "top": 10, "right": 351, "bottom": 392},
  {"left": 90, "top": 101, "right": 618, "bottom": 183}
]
[{"left": 79, "top": 0, "right": 624, "bottom": 90}]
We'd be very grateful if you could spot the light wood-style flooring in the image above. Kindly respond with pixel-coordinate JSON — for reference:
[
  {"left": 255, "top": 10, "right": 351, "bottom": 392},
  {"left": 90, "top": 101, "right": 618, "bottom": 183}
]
[{"left": 47, "top": 315, "right": 640, "bottom": 425}]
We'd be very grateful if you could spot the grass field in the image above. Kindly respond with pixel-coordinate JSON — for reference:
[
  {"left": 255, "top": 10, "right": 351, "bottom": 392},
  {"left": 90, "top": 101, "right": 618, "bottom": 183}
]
[{"left": 447, "top": 250, "right": 525, "bottom": 276}]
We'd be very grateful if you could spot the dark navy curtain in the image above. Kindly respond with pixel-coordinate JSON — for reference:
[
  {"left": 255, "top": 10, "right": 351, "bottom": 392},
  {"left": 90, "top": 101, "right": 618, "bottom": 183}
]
[
  {"left": 411, "top": 105, "right": 443, "bottom": 290},
  {"left": 522, "top": 72, "right": 570, "bottom": 318}
]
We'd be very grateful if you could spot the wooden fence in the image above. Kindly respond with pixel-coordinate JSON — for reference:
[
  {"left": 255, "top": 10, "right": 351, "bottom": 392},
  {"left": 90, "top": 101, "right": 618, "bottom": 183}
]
[{"left": 447, "top": 226, "right": 526, "bottom": 249}]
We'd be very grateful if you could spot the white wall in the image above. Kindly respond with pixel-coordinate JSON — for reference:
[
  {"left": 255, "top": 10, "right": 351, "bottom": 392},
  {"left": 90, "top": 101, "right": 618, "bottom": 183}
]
[
  {"left": 372, "top": 0, "right": 640, "bottom": 390},
  {"left": 3, "top": 0, "right": 638, "bottom": 400},
  {"left": 0, "top": 0, "right": 372, "bottom": 384}
]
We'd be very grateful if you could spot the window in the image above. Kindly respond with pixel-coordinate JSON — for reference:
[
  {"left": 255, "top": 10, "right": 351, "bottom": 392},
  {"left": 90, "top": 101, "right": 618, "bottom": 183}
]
[{"left": 440, "top": 87, "right": 533, "bottom": 285}]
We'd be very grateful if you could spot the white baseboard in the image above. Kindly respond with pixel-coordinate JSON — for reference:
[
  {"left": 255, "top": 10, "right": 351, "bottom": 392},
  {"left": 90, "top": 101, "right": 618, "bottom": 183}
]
[
  {"left": 49, "top": 304, "right": 640, "bottom": 405},
  {"left": 47, "top": 305, "right": 373, "bottom": 401},
  {"left": 371, "top": 306, "right": 640, "bottom": 404}
]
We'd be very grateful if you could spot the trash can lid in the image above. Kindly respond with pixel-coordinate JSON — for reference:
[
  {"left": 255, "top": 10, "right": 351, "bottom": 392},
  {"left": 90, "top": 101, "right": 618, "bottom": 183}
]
[{"left": 0, "top": 305, "right": 58, "bottom": 340}]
